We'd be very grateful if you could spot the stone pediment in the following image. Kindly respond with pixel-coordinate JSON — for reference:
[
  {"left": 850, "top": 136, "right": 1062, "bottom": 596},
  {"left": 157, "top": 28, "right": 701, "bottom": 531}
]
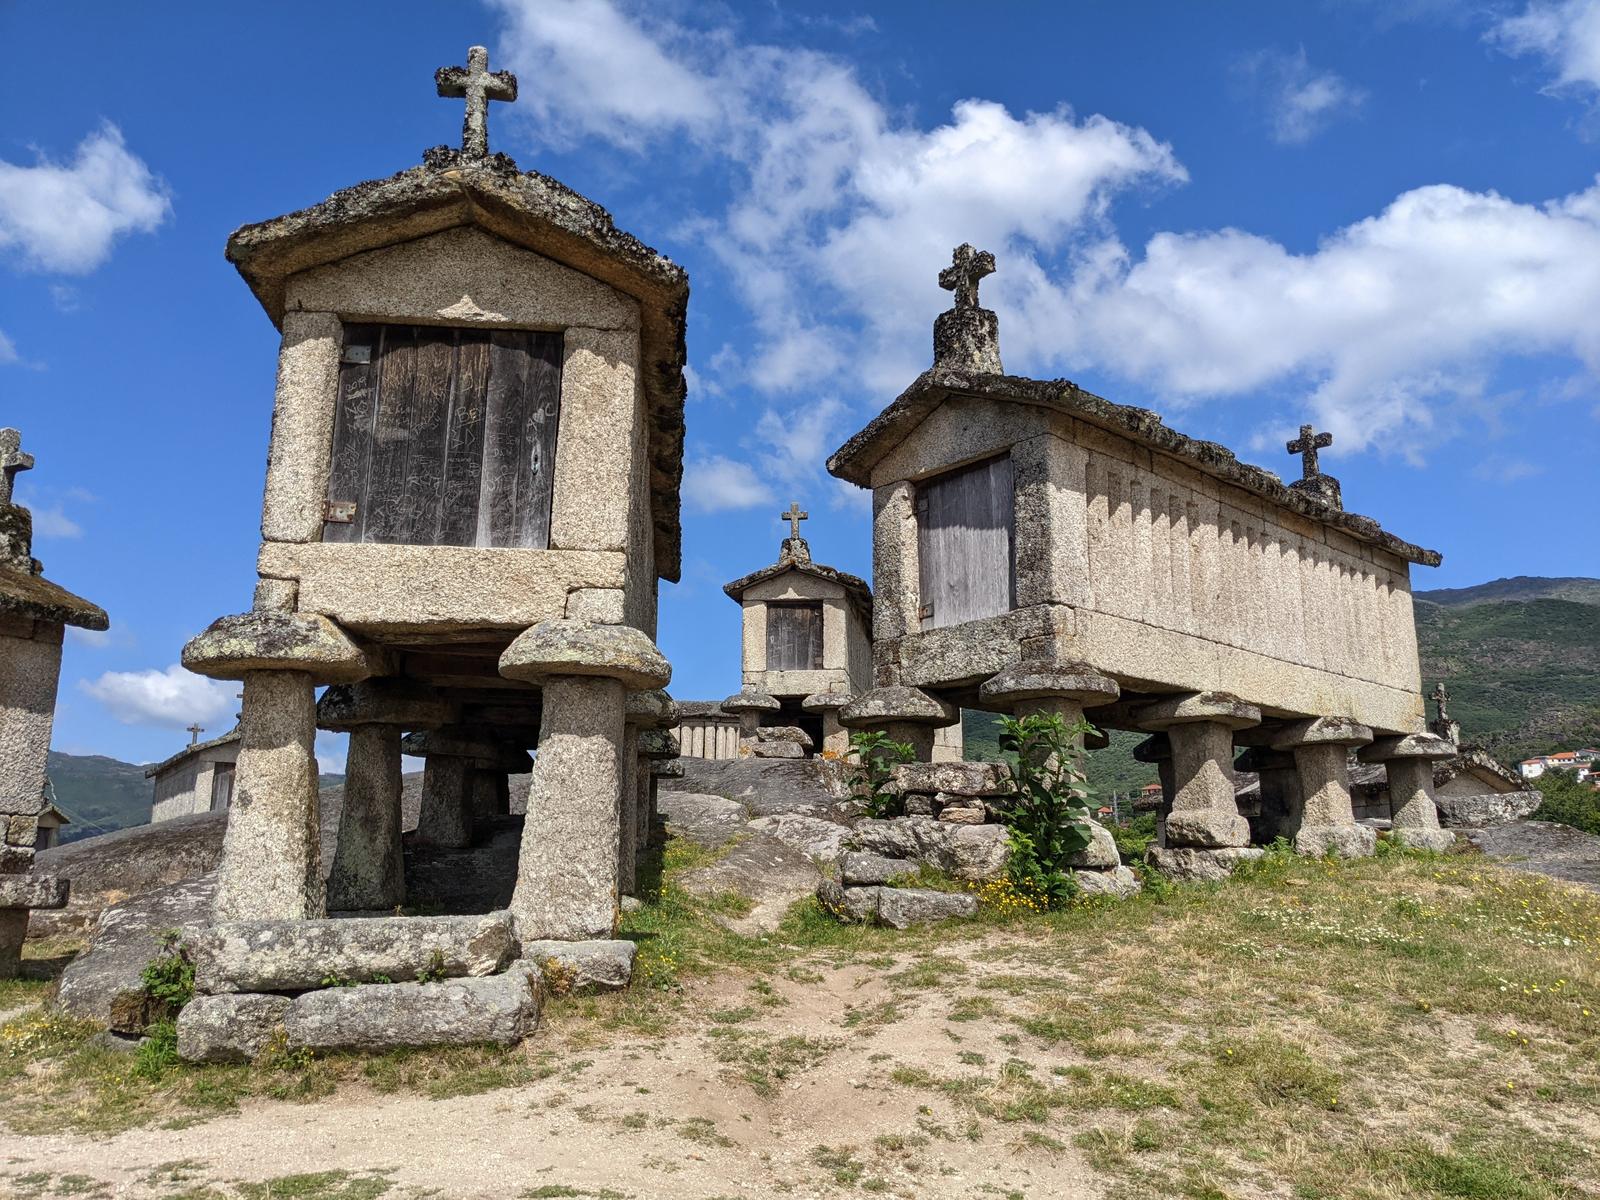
[
  {"left": 827, "top": 365, "right": 1442, "bottom": 569},
  {"left": 723, "top": 557, "right": 872, "bottom": 617},
  {"left": 225, "top": 148, "right": 689, "bottom": 581}
]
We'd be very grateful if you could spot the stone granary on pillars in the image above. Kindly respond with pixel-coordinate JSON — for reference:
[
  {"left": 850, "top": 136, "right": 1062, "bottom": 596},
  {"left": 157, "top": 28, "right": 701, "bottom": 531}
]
[
  {"left": 719, "top": 502, "right": 874, "bottom": 757},
  {"left": 0, "top": 429, "right": 106, "bottom": 975},
  {"left": 175, "top": 47, "right": 685, "bottom": 1054},
  {"left": 147, "top": 726, "right": 242, "bottom": 823},
  {"left": 827, "top": 244, "right": 1450, "bottom": 878}
]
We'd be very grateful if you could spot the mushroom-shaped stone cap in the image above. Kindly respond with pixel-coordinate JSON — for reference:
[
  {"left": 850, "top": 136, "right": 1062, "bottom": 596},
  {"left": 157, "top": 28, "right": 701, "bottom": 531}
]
[
  {"left": 626, "top": 688, "right": 679, "bottom": 730},
  {"left": 721, "top": 688, "right": 781, "bottom": 713},
  {"left": 1136, "top": 691, "right": 1261, "bottom": 732},
  {"left": 1131, "top": 734, "right": 1171, "bottom": 763},
  {"left": 1269, "top": 715, "right": 1373, "bottom": 751},
  {"left": 839, "top": 686, "right": 957, "bottom": 729},
  {"left": 979, "top": 662, "right": 1119, "bottom": 707},
  {"left": 1358, "top": 731, "right": 1457, "bottom": 763},
  {"left": 639, "top": 729, "right": 681, "bottom": 760},
  {"left": 317, "top": 679, "right": 456, "bottom": 731},
  {"left": 499, "top": 620, "right": 671, "bottom": 692},
  {"left": 182, "top": 611, "right": 370, "bottom": 684},
  {"left": 402, "top": 729, "right": 531, "bottom": 772},
  {"left": 801, "top": 690, "right": 852, "bottom": 714}
]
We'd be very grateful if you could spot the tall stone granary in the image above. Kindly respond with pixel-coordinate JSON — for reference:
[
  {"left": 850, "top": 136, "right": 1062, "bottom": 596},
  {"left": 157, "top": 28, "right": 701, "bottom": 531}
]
[
  {"left": 0, "top": 428, "right": 107, "bottom": 976},
  {"left": 827, "top": 243, "right": 1456, "bottom": 881},
  {"left": 172, "top": 47, "right": 685, "bottom": 1059}
]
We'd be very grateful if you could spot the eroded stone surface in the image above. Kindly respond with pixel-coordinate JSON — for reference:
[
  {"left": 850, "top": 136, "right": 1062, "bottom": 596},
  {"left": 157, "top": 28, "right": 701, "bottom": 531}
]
[
  {"left": 1295, "top": 824, "right": 1377, "bottom": 859},
  {"left": 839, "top": 851, "right": 916, "bottom": 887},
  {"left": 500, "top": 620, "right": 670, "bottom": 691},
  {"left": 747, "top": 813, "right": 849, "bottom": 861},
  {"left": 848, "top": 817, "right": 1010, "bottom": 881},
  {"left": 177, "top": 993, "right": 293, "bottom": 1064},
  {"left": 1074, "top": 865, "right": 1141, "bottom": 899},
  {"left": 890, "top": 761, "right": 1012, "bottom": 797},
  {"left": 182, "top": 611, "right": 369, "bottom": 683},
  {"left": 877, "top": 887, "right": 978, "bottom": 929},
  {"left": 657, "top": 792, "right": 749, "bottom": 849},
  {"left": 520, "top": 939, "right": 636, "bottom": 994},
  {"left": 1146, "top": 845, "right": 1265, "bottom": 882},
  {"left": 1436, "top": 791, "right": 1542, "bottom": 828}
]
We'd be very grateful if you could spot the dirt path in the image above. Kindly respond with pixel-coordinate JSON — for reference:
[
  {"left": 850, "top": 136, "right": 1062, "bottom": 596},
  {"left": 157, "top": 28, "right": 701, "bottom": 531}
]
[{"left": 1, "top": 943, "right": 1105, "bottom": 1200}]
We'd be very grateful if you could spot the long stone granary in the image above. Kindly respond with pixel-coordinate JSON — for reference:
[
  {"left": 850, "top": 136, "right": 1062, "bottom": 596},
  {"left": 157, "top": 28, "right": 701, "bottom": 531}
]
[
  {"left": 181, "top": 47, "right": 687, "bottom": 939},
  {"left": 827, "top": 244, "right": 1453, "bottom": 876}
]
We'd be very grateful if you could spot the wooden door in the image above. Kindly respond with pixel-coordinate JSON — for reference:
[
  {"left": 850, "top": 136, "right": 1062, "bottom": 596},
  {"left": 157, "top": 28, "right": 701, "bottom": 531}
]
[
  {"left": 324, "top": 324, "right": 563, "bottom": 548},
  {"left": 210, "top": 762, "right": 236, "bottom": 812},
  {"left": 916, "top": 454, "right": 1015, "bottom": 630},
  {"left": 766, "top": 602, "right": 824, "bottom": 670}
]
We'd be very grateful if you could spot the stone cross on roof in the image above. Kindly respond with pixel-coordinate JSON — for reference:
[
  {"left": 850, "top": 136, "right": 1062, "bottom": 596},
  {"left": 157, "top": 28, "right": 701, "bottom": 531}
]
[
  {"left": 939, "top": 243, "right": 996, "bottom": 311},
  {"left": 0, "top": 427, "right": 34, "bottom": 507},
  {"left": 1430, "top": 682, "right": 1450, "bottom": 724},
  {"left": 187, "top": 723, "right": 205, "bottom": 746},
  {"left": 1286, "top": 423, "right": 1333, "bottom": 481},
  {"left": 435, "top": 45, "right": 519, "bottom": 160},
  {"left": 781, "top": 501, "right": 809, "bottom": 540}
]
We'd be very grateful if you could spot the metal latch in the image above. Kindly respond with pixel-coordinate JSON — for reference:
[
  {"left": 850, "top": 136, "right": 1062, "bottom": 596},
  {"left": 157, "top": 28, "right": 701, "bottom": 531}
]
[
  {"left": 324, "top": 499, "right": 358, "bottom": 524},
  {"left": 341, "top": 344, "right": 372, "bottom": 365},
  {"left": 918, "top": 603, "right": 934, "bottom": 621}
]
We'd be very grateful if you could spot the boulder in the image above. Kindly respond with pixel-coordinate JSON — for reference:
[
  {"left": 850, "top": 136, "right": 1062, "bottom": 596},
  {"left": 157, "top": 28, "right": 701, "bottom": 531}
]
[
  {"left": 1073, "top": 865, "right": 1141, "bottom": 899},
  {"left": 1435, "top": 791, "right": 1542, "bottom": 829},
  {"left": 679, "top": 832, "right": 822, "bottom": 936},
  {"left": 191, "top": 912, "right": 516, "bottom": 994},
  {"left": 747, "top": 813, "right": 850, "bottom": 861},
  {"left": 177, "top": 993, "right": 293, "bottom": 1064},
  {"left": 817, "top": 880, "right": 880, "bottom": 923},
  {"left": 1146, "top": 845, "right": 1264, "bottom": 882},
  {"left": 937, "top": 803, "right": 986, "bottom": 825},
  {"left": 661, "top": 757, "right": 852, "bottom": 819},
  {"left": 839, "top": 851, "right": 916, "bottom": 887},
  {"left": 520, "top": 939, "right": 636, "bottom": 994},
  {"left": 1294, "top": 825, "right": 1377, "bottom": 859},
  {"left": 743, "top": 738, "right": 805, "bottom": 759},
  {"left": 55, "top": 875, "right": 213, "bottom": 1030},
  {"left": 0, "top": 875, "right": 67, "bottom": 909},
  {"left": 1064, "top": 821, "right": 1121, "bottom": 869},
  {"left": 1464, "top": 820, "right": 1600, "bottom": 890},
  {"left": 891, "top": 761, "right": 1012, "bottom": 798},
  {"left": 283, "top": 966, "right": 541, "bottom": 1053},
  {"left": 756, "top": 726, "right": 813, "bottom": 748},
  {"left": 903, "top": 795, "right": 936, "bottom": 817},
  {"left": 1166, "top": 810, "right": 1252, "bottom": 849},
  {"left": 849, "top": 817, "right": 1010, "bottom": 882},
  {"left": 657, "top": 792, "right": 749, "bottom": 849},
  {"left": 1391, "top": 828, "right": 1456, "bottom": 853},
  {"left": 877, "top": 888, "right": 979, "bottom": 930}
]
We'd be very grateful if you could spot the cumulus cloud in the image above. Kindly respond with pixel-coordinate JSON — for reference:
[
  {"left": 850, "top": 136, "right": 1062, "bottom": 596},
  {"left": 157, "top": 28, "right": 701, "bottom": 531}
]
[
  {"left": 81, "top": 664, "right": 237, "bottom": 729},
  {"left": 1055, "top": 179, "right": 1600, "bottom": 449},
  {"left": 1492, "top": 0, "right": 1600, "bottom": 100},
  {"left": 682, "top": 454, "right": 776, "bottom": 512},
  {"left": 1237, "top": 47, "right": 1367, "bottom": 144},
  {"left": 0, "top": 124, "right": 171, "bottom": 274}
]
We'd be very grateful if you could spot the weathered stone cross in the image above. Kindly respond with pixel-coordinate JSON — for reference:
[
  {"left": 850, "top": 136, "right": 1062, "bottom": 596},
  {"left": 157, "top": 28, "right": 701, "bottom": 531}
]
[
  {"left": 1286, "top": 423, "right": 1333, "bottom": 480},
  {"left": 0, "top": 427, "right": 34, "bottom": 507},
  {"left": 781, "top": 501, "right": 809, "bottom": 540},
  {"left": 1430, "top": 682, "right": 1450, "bottom": 723},
  {"left": 435, "top": 45, "right": 519, "bottom": 160},
  {"left": 187, "top": 723, "right": 205, "bottom": 746},
  {"left": 939, "top": 243, "right": 996, "bottom": 310}
]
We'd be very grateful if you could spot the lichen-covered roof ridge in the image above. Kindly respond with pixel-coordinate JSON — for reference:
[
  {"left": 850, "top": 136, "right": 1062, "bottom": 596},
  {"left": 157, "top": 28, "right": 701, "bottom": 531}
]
[
  {"left": 0, "top": 564, "right": 109, "bottom": 630},
  {"left": 723, "top": 558, "right": 873, "bottom": 617},
  {"left": 225, "top": 147, "right": 689, "bottom": 582},
  {"left": 828, "top": 365, "right": 1442, "bottom": 568}
]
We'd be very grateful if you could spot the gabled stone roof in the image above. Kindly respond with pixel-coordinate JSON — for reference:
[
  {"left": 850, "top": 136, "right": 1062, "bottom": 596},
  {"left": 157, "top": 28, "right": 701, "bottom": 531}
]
[
  {"left": 0, "top": 563, "right": 109, "bottom": 630},
  {"left": 225, "top": 147, "right": 690, "bottom": 582},
  {"left": 827, "top": 366, "right": 1442, "bottom": 568},
  {"left": 144, "top": 728, "right": 241, "bottom": 780},
  {"left": 723, "top": 550, "right": 873, "bottom": 618}
]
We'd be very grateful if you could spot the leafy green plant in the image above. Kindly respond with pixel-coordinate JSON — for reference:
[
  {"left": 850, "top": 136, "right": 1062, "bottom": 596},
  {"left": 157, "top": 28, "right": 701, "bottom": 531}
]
[
  {"left": 416, "top": 950, "right": 448, "bottom": 984},
  {"left": 847, "top": 730, "right": 917, "bottom": 818},
  {"left": 995, "top": 712, "right": 1097, "bottom": 909},
  {"left": 139, "top": 929, "right": 195, "bottom": 1021}
]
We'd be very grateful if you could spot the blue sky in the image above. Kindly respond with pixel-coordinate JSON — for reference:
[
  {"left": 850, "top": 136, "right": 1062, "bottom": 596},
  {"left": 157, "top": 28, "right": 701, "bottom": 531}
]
[{"left": 2, "top": 0, "right": 1597, "bottom": 770}]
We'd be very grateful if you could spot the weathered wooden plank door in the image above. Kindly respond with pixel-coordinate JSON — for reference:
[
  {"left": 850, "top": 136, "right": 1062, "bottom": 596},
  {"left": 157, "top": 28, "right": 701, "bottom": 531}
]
[
  {"left": 210, "top": 763, "right": 235, "bottom": 812},
  {"left": 324, "top": 323, "right": 562, "bottom": 548},
  {"left": 766, "top": 602, "right": 824, "bottom": 670},
  {"left": 917, "top": 454, "right": 1015, "bottom": 630}
]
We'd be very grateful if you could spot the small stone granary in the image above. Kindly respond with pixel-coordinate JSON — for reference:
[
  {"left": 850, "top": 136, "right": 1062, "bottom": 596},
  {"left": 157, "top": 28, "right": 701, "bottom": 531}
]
[
  {"left": 173, "top": 48, "right": 685, "bottom": 1058},
  {"left": 147, "top": 726, "right": 241, "bottom": 823},
  {"left": 827, "top": 244, "right": 1452, "bottom": 879},
  {"left": 0, "top": 429, "right": 106, "bottom": 975},
  {"left": 719, "top": 504, "right": 874, "bottom": 757}
]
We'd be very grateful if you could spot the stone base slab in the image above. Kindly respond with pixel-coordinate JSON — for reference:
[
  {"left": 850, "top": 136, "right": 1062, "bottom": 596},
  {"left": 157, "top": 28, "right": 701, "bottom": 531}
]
[
  {"left": 191, "top": 912, "right": 516, "bottom": 994},
  {"left": 1147, "top": 845, "right": 1265, "bottom": 882},
  {"left": 817, "top": 880, "right": 978, "bottom": 929},
  {"left": 178, "top": 966, "right": 541, "bottom": 1063},
  {"left": 1294, "top": 825, "right": 1377, "bottom": 859},
  {"left": 1073, "top": 865, "right": 1142, "bottom": 899},
  {"left": 520, "top": 939, "right": 636, "bottom": 994},
  {"left": 1165, "top": 810, "right": 1251, "bottom": 849},
  {"left": 0, "top": 874, "right": 68, "bottom": 910},
  {"left": 1391, "top": 827, "right": 1456, "bottom": 853}
]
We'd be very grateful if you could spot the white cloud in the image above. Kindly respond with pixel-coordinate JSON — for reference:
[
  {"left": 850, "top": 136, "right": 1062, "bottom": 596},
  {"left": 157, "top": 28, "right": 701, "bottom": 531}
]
[
  {"left": 1492, "top": 0, "right": 1600, "bottom": 100},
  {"left": 1238, "top": 47, "right": 1367, "bottom": 144},
  {"left": 0, "top": 123, "right": 170, "bottom": 274},
  {"left": 682, "top": 454, "right": 776, "bottom": 512},
  {"left": 81, "top": 664, "right": 237, "bottom": 729},
  {"left": 66, "top": 627, "right": 113, "bottom": 648},
  {"left": 0, "top": 330, "right": 16, "bottom": 365},
  {"left": 1472, "top": 457, "right": 1545, "bottom": 482},
  {"left": 1055, "top": 179, "right": 1600, "bottom": 449},
  {"left": 28, "top": 505, "right": 82, "bottom": 539}
]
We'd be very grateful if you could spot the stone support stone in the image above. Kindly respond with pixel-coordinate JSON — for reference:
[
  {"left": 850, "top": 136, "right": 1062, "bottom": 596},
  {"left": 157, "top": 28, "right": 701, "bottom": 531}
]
[
  {"left": 1235, "top": 748, "right": 1304, "bottom": 844},
  {"left": 213, "top": 669, "right": 326, "bottom": 922},
  {"left": 417, "top": 756, "right": 473, "bottom": 849},
  {"left": 0, "top": 908, "right": 27, "bottom": 980},
  {"left": 722, "top": 688, "right": 780, "bottom": 738},
  {"left": 1136, "top": 693, "right": 1259, "bottom": 851},
  {"left": 978, "top": 662, "right": 1119, "bottom": 765},
  {"left": 839, "top": 685, "right": 958, "bottom": 763},
  {"left": 1132, "top": 735, "right": 1174, "bottom": 847},
  {"left": 510, "top": 675, "right": 626, "bottom": 940},
  {"left": 619, "top": 722, "right": 640, "bottom": 896},
  {"left": 1359, "top": 732, "right": 1456, "bottom": 852},
  {"left": 327, "top": 723, "right": 404, "bottom": 911},
  {"left": 1271, "top": 717, "right": 1375, "bottom": 858}
]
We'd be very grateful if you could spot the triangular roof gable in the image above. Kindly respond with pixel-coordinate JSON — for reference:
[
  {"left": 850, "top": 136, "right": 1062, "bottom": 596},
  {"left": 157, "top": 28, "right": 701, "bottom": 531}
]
[
  {"left": 828, "top": 366, "right": 1442, "bottom": 569},
  {"left": 723, "top": 558, "right": 872, "bottom": 619},
  {"left": 225, "top": 149, "right": 689, "bottom": 582}
]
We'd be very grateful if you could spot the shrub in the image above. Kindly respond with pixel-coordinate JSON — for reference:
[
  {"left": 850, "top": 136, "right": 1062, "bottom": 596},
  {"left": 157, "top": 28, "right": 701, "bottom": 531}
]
[
  {"left": 847, "top": 731, "right": 917, "bottom": 819},
  {"left": 996, "top": 713, "right": 1098, "bottom": 909},
  {"left": 1532, "top": 770, "right": 1600, "bottom": 836},
  {"left": 140, "top": 929, "right": 195, "bottom": 1022}
]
